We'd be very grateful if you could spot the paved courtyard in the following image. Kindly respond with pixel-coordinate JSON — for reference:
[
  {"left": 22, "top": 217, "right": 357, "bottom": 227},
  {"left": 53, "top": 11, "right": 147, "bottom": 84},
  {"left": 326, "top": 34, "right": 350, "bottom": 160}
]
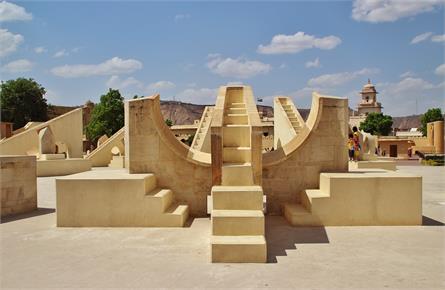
[{"left": 1, "top": 165, "right": 444, "bottom": 289}]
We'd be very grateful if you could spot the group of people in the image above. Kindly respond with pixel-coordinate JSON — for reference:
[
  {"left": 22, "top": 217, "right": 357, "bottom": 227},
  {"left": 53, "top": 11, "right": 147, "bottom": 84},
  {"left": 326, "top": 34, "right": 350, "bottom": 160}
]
[{"left": 347, "top": 126, "right": 361, "bottom": 161}]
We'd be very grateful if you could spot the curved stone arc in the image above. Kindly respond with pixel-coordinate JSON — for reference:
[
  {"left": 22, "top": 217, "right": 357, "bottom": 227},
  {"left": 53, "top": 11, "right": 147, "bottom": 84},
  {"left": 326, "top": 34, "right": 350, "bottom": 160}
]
[
  {"left": 140, "top": 94, "right": 211, "bottom": 166},
  {"left": 262, "top": 92, "right": 326, "bottom": 166},
  {"left": 0, "top": 108, "right": 83, "bottom": 158},
  {"left": 38, "top": 126, "right": 56, "bottom": 154}
]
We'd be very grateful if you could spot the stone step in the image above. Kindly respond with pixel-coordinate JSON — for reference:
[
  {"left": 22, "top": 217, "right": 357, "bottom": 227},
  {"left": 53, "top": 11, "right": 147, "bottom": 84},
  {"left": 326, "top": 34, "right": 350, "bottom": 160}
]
[
  {"left": 222, "top": 125, "right": 250, "bottom": 147},
  {"left": 56, "top": 170, "right": 188, "bottom": 227},
  {"left": 162, "top": 203, "right": 189, "bottom": 227},
  {"left": 283, "top": 203, "right": 322, "bottom": 226},
  {"left": 224, "top": 113, "right": 248, "bottom": 125},
  {"left": 222, "top": 163, "right": 254, "bottom": 186},
  {"left": 212, "top": 210, "right": 264, "bottom": 236},
  {"left": 211, "top": 235, "right": 267, "bottom": 263},
  {"left": 145, "top": 188, "right": 173, "bottom": 212},
  {"left": 301, "top": 189, "right": 330, "bottom": 212},
  {"left": 229, "top": 102, "right": 246, "bottom": 108},
  {"left": 223, "top": 146, "right": 251, "bottom": 163},
  {"left": 211, "top": 185, "right": 263, "bottom": 210},
  {"left": 227, "top": 107, "right": 247, "bottom": 114},
  {"left": 108, "top": 155, "right": 125, "bottom": 168}
]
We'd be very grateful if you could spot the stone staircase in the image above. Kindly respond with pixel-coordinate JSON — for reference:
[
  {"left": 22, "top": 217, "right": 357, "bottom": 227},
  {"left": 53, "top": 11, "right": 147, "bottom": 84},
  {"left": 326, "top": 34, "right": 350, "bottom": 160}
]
[
  {"left": 191, "top": 106, "right": 214, "bottom": 152},
  {"left": 279, "top": 98, "right": 303, "bottom": 134},
  {"left": 56, "top": 170, "right": 189, "bottom": 227},
  {"left": 210, "top": 93, "right": 267, "bottom": 263},
  {"left": 108, "top": 155, "right": 125, "bottom": 168},
  {"left": 283, "top": 171, "right": 422, "bottom": 226}
]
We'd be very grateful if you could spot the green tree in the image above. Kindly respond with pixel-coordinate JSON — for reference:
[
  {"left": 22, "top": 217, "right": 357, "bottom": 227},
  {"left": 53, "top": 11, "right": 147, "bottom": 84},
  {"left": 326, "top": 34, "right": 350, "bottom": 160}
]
[
  {"left": 165, "top": 119, "right": 173, "bottom": 127},
  {"left": 85, "top": 89, "right": 124, "bottom": 143},
  {"left": 359, "top": 112, "right": 393, "bottom": 136},
  {"left": 420, "top": 108, "right": 444, "bottom": 136},
  {"left": 0, "top": 78, "right": 48, "bottom": 129}
]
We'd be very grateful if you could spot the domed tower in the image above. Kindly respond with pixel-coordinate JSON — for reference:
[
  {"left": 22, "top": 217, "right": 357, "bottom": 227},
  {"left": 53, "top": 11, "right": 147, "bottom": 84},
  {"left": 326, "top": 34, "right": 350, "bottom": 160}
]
[{"left": 357, "top": 79, "right": 382, "bottom": 116}]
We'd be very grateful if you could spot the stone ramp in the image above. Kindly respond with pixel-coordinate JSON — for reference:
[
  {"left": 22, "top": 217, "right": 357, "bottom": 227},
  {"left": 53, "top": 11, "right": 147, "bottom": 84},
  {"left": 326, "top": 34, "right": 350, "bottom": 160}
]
[
  {"left": 284, "top": 170, "right": 422, "bottom": 226},
  {"left": 86, "top": 128, "right": 124, "bottom": 167},
  {"left": 273, "top": 96, "right": 306, "bottom": 149},
  {"left": 56, "top": 169, "right": 189, "bottom": 227},
  {"left": 210, "top": 86, "right": 266, "bottom": 263},
  {"left": 190, "top": 106, "right": 214, "bottom": 153}
]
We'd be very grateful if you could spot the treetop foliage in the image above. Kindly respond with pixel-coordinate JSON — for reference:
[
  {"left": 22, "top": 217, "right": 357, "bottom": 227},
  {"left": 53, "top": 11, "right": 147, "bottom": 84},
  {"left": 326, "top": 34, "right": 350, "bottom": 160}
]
[{"left": 0, "top": 78, "right": 48, "bottom": 129}]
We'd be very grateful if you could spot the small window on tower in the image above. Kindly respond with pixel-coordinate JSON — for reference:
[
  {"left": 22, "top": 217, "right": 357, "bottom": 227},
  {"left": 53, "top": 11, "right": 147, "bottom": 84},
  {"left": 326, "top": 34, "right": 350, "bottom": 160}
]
[{"left": 366, "top": 96, "right": 369, "bottom": 102}]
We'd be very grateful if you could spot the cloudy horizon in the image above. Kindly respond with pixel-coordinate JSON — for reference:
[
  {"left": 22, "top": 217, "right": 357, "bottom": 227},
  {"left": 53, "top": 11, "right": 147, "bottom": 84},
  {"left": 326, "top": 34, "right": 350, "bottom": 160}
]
[{"left": 0, "top": 0, "right": 444, "bottom": 116}]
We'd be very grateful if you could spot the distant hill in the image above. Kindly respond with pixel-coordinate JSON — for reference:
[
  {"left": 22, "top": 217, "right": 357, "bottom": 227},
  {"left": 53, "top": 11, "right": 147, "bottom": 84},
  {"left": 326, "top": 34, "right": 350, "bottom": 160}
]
[
  {"left": 392, "top": 115, "right": 422, "bottom": 130},
  {"left": 48, "top": 101, "right": 423, "bottom": 130}
]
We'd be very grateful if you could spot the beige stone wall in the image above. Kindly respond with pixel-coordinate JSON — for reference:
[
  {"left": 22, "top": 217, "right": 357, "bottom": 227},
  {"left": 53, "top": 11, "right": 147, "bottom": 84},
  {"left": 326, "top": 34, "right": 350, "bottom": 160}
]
[
  {"left": 379, "top": 140, "right": 412, "bottom": 158},
  {"left": 125, "top": 92, "right": 349, "bottom": 217},
  {"left": 125, "top": 95, "right": 212, "bottom": 216},
  {"left": 263, "top": 94, "right": 349, "bottom": 214},
  {"left": 0, "top": 109, "right": 84, "bottom": 158},
  {"left": 1, "top": 155, "right": 37, "bottom": 217}
]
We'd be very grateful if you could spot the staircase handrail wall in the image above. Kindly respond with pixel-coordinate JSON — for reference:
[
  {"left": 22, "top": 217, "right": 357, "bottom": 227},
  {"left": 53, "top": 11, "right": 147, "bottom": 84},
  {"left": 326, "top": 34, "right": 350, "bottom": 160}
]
[{"left": 0, "top": 108, "right": 83, "bottom": 158}]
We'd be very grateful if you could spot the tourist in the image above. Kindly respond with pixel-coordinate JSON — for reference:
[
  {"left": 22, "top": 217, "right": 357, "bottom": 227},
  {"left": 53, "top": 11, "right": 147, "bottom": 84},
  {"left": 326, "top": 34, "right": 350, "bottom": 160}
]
[
  {"left": 352, "top": 126, "right": 361, "bottom": 161},
  {"left": 348, "top": 133, "right": 355, "bottom": 161}
]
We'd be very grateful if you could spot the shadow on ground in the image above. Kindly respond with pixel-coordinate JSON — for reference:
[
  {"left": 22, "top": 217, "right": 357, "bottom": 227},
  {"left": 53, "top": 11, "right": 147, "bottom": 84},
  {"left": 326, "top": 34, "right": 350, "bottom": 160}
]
[
  {"left": 265, "top": 216, "right": 329, "bottom": 263},
  {"left": 422, "top": 215, "right": 444, "bottom": 226},
  {"left": 1, "top": 208, "right": 55, "bottom": 224}
]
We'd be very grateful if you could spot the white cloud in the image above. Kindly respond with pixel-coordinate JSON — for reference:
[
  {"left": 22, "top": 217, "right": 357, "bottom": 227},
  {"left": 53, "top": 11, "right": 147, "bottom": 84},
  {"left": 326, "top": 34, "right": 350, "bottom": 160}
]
[
  {"left": 410, "top": 32, "right": 433, "bottom": 44},
  {"left": 44, "top": 89, "right": 58, "bottom": 103},
  {"left": 177, "top": 87, "right": 218, "bottom": 104},
  {"left": 174, "top": 14, "right": 191, "bottom": 21},
  {"left": 147, "top": 81, "right": 176, "bottom": 90},
  {"left": 1, "top": 59, "right": 33, "bottom": 73},
  {"left": 305, "top": 57, "right": 321, "bottom": 68},
  {"left": 106, "top": 75, "right": 142, "bottom": 90},
  {"left": 307, "top": 68, "right": 379, "bottom": 87},
  {"left": 431, "top": 34, "right": 445, "bottom": 43},
  {"left": 352, "top": 0, "right": 445, "bottom": 23},
  {"left": 207, "top": 54, "right": 271, "bottom": 79},
  {"left": 53, "top": 49, "right": 69, "bottom": 58},
  {"left": 71, "top": 47, "right": 82, "bottom": 53},
  {"left": 257, "top": 31, "right": 341, "bottom": 54},
  {"left": 435, "top": 63, "right": 445, "bottom": 75},
  {"left": 0, "top": 1, "right": 32, "bottom": 22},
  {"left": 0, "top": 28, "right": 23, "bottom": 57},
  {"left": 51, "top": 57, "right": 143, "bottom": 78},
  {"left": 378, "top": 77, "right": 443, "bottom": 116},
  {"left": 34, "top": 46, "right": 47, "bottom": 54},
  {"left": 400, "top": 71, "right": 415, "bottom": 78}
]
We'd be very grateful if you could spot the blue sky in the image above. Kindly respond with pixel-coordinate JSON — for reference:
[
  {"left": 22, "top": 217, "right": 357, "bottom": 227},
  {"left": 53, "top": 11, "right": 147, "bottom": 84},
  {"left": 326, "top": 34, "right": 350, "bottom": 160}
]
[{"left": 1, "top": 0, "right": 444, "bottom": 116}]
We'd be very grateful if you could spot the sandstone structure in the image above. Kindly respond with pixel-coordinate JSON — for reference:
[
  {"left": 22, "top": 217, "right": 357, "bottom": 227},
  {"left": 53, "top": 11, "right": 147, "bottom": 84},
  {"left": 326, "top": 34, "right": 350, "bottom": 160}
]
[
  {"left": 56, "top": 85, "right": 423, "bottom": 264},
  {"left": 1, "top": 155, "right": 37, "bottom": 217}
]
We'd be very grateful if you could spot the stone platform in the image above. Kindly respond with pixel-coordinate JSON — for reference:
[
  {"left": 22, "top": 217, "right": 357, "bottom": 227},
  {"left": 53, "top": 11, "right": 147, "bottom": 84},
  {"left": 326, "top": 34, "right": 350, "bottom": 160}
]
[
  {"left": 37, "top": 158, "right": 92, "bottom": 177},
  {"left": 349, "top": 160, "right": 397, "bottom": 171},
  {"left": 1, "top": 165, "right": 443, "bottom": 289},
  {"left": 284, "top": 169, "right": 422, "bottom": 226},
  {"left": 56, "top": 169, "right": 189, "bottom": 227}
]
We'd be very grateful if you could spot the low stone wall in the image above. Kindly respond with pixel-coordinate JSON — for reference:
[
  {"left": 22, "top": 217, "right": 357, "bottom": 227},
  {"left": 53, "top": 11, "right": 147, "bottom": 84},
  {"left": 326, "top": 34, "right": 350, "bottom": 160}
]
[{"left": 1, "top": 155, "right": 37, "bottom": 217}]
